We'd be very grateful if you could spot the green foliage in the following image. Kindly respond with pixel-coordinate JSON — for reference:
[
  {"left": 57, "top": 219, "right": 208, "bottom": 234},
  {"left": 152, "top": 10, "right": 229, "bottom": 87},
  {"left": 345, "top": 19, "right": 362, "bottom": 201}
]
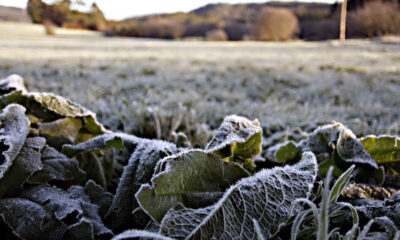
[
  {"left": 136, "top": 150, "right": 249, "bottom": 222},
  {"left": 205, "top": 115, "right": 262, "bottom": 171},
  {"left": 361, "top": 135, "right": 400, "bottom": 175},
  {"left": 0, "top": 74, "right": 400, "bottom": 239}
]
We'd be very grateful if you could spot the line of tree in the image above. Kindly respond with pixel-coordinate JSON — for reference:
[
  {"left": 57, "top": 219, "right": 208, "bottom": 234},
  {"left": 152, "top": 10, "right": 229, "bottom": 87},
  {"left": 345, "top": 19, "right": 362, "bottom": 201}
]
[
  {"left": 104, "top": 0, "right": 400, "bottom": 41},
  {"left": 26, "top": 0, "right": 400, "bottom": 41},
  {"left": 27, "top": 0, "right": 106, "bottom": 31}
]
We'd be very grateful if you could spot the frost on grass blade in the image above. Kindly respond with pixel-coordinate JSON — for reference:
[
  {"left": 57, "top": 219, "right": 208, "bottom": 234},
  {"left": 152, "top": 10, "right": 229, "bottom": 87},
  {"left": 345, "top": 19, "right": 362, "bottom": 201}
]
[
  {"left": 102, "top": 134, "right": 179, "bottom": 233},
  {"left": 0, "top": 137, "right": 45, "bottom": 197},
  {"left": 0, "top": 104, "right": 29, "bottom": 180},
  {"left": 27, "top": 145, "right": 85, "bottom": 187},
  {"left": 0, "top": 198, "right": 67, "bottom": 240},
  {"left": 136, "top": 149, "right": 250, "bottom": 223},
  {"left": 160, "top": 151, "right": 317, "bottom": 240},
  {"left": 205, "top": 115, "right": 262, "bottom": 171},
  {"left": 19, "top": 184, "right": 112, "bottom": 239}
]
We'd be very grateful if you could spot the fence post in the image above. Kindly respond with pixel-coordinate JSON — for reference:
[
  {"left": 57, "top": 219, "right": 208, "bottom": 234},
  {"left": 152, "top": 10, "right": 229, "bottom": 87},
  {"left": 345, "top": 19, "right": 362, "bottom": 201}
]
[{"left": 340, "top": 0, "right": 348, "bottom": 44}]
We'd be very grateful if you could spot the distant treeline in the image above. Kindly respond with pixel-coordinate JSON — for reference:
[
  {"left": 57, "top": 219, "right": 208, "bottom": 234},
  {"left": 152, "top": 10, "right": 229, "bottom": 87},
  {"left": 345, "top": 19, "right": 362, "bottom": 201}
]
[
  {"left": 27, "top": 0, "right": 106, "bottom": 31},
  {"left": 105, "top": 0, "right": 400, "bottom": 41},
  {"left": 27, "top": 0, "right": 400, "bottom": 41}
]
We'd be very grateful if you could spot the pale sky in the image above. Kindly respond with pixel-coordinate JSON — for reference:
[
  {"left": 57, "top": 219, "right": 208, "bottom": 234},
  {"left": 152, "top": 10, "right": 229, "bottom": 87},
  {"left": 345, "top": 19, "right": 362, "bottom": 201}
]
[{"left": 0, "top": 0, "right": 337, "bottom": 20}]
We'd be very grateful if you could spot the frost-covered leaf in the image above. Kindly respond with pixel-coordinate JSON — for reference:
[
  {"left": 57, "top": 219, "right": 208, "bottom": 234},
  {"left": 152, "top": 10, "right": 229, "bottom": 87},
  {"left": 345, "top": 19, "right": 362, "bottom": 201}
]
[
  {"left": 136, "top": 150, "right": 250, "bottom": 223},
  {"left": 298, "top": 122, "right": 377, "bottom": 169},
  {"left": 160, "top": 151, "right": 318, "bottom": 240},
  {"left": 84, "top": 180, "right": 113, "bottom": 218},
  {"left": 76, "top": 151, "right": 107, "bottom": 188},
  {"left": 0, "top": 137, "right": 45, "bottom": 197},
  {"left": 266, "top": 140, "right": 299, "bottom": 164},
  {"left": 0, "top": 104, "right": 29, "bottom": 179},
  {"left": 63, "top": 133, "right": 141, "bottom": 191},
  {"left": 64, "top": 219, "right": 94, "bottom": 240},
  {"left": 0, "top": 75, "right": 26, "bottom": 109},
  {"left": 353, "top": 196, "right": 400, "bottom": 229},
  {"left": 105, "top": 135, "right": 179, "bottom": 233},
  {"left": 62, "top": 133, "right": 138, "bottom": 158},
  {"left": 112, "top": 229, "right": 174, "bottom": 240},
  {"left": 363, "top": 217, "right": 400, "bottom": 240},
  {"left": 361, "top": 135, "right": 400, "bottom": 175},
  {"left": 0, "top": 78, "right": 108, "bottom": 145},
  {"left": 25, "top": 92, "right": 109, "bottom": 135},
  {"left": 205, "top": 115, "right": 262, "bottom": 171},
  {"left": 0, "top": 74, "right": 27, "bottom": 94},
  {"left": 0, "top": 198, "right": 68, "bottom": 240},
  {"left": 27, "top": 145, "right": 85, "bottom": 186},
  {"left": 19, "top": 185, "right": 112, "bottom": 239},
  {"left": 160, "top": 205, "right": 213, "bottom": 239}
]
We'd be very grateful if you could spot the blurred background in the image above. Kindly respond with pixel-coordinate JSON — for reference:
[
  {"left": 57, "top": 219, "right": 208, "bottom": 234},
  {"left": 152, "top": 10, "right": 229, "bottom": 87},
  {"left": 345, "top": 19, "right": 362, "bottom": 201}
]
[{"left": 0, "top": 0, "right": 399, "bottom": 147}]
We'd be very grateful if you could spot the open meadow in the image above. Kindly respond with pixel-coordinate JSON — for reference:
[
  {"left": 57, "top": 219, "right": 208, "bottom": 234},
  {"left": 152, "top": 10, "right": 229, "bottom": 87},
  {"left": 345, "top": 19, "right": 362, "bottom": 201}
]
[{"left": 1, "top": 22, "right": 400, "bottom": 145}]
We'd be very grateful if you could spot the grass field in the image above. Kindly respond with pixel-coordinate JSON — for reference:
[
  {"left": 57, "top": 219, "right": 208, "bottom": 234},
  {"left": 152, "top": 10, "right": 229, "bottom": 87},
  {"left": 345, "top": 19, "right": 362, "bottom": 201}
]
[{"left": 1, "top": 22, "right": 400, "bottom": 145}]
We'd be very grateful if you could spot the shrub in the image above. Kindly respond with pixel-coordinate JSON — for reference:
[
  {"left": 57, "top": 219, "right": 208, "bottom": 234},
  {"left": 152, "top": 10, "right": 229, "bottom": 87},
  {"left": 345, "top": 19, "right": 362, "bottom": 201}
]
[
  {"left": 206, "top": 29, "right": 228, "bottom": 41},
  {"left": 254, "top": 7, "right": 299, "bottom": 41},
  {"left": 348, "top": 1, "right": 400, "bottom": 38}
]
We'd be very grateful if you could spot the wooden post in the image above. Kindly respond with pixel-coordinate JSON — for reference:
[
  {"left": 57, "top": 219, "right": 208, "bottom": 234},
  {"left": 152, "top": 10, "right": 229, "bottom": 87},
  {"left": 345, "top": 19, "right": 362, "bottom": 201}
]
[{"left": 340, "top": 0, "right": 348, "bottom": 44}]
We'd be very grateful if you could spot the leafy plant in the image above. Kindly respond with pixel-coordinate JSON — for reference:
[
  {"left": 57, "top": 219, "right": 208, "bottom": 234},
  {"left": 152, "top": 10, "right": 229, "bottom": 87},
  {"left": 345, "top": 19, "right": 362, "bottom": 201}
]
[{"left": 0, "top": 74, "right": 400, "bottom": 240}]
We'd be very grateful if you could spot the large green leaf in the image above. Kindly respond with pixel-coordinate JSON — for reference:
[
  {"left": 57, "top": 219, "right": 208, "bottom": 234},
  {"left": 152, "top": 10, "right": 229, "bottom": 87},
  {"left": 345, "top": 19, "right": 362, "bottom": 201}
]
[
  {"left": 104, "top": 135, "right": 179, "bottom": 233},
  {"left": 361, "top": 135, "right": 400, "bottom": 174},
  {"left": 160, "top": 151, "right": 317, "bottom": 240},
  {"left": 265, "top": 140, "right": 299, "bottom": 164},
  {"left": 0, "top": 104, "right": 29, "bottom": 179},
  {"left": 136, "top": 149, "right": 250, "bottom": 223},
  {"left": 205, "top": 115, "right": 262, "bottom": 171}
]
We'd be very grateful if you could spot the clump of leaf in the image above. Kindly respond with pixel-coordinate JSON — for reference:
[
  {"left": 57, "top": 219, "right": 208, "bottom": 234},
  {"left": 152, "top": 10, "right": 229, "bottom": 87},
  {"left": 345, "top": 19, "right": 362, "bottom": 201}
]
[
  {"left": 0, "top": 75, "right": 109, "bottom": 151},
  {"left": 262, "top": 122, "right": 384, "bottom": 184},
  {"left": 136, "top": 149, "right": 250, "bottom": 223},
  {"left": 205, "top": 115, "right": 262, "bottom": 171},
  {"left": 63, "top": 133, "right": 181, "bottom": 233},
  {"left": 160, "top": 151, "right": 317, "bottom": 239}
]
